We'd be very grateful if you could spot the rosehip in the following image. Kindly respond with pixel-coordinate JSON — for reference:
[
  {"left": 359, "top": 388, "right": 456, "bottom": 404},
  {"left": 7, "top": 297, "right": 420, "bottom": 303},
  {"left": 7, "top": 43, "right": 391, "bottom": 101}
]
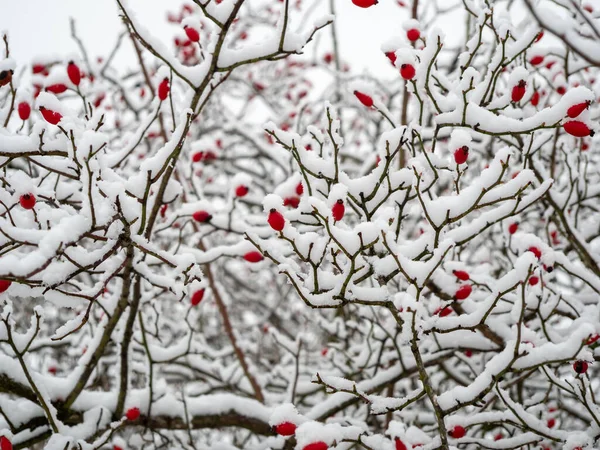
[
  {"left": 243, "top": 251, "right": 264, "bottom": 263},
  {"left": 0, "top": 70, "right": 13, "bottom": 87},
  {"left": 184, "top": 26, "right": 200, "bottom": 42},
  {"left": 528, "top": 276, "right": 539, "bottom": 286},
  {"left": 511, "top": 80, "right": 526, "bottom": 103},
  {"left": 158, "top": 78, "right": 170, "bottom": 101},
  {"left": 192, "top": 211, "right": 212, "bottom": 223},
  {"left": 547, "top": 418, "right": 556, "bottom": 428},
  {"left": 531, "top": 90, "right": 540, "bottom": 106},
  {"left": 406, "top": 28, "right": 420, "bottom": 42},
  {"left": 354, "top": 90, "right": 373, "bottom": 108},
  {"left": 385, "top": 51, "right": 397, "bottom": 65},
  {"left": 332, "top": 199, "right": 345, "bottom": 221},
  {"left": 46, "top": 83, "right": 68, "bottom": 94},
  {"left": 191, "top": 289, "right": 205, "bottom": 306},
  {"left": 302, "top": 443, "right": 328, "bottom": 450},
  {"left": 573, "top": 360, "right": 589, "bottom": 374},
  {"left": 527, "top": 246, "right": 542, "bottom": 259},
  {"left": 436, "top": 306, "right": 453, "bottom": 317},
  {"left": 395, "top": 438, "right": 408, "bottom": 450},
  {"left": 530, "top": 55, "right": 544, "bottom": 65},
  {"left": 453, "top": 270, "right": 470, "bottom": 281},
  {"left": 454, "top": 145, "right": 469, "bottom": 164},
  {"left": 19, "top": 193, "right": 36, "bottom": 209},
  {"left": 67, "top": 61, "right": 81, "bottom": 86},
  {"left": 274, "top": 421, "right": 296, "bottom": 436},
  {"left": 0, "top": 280, "right": 11, "bottom": 294},
  {"left": 296, "top": 182, "right": 304, "bottom": 196},
  {"left": 18, "top": 102, "right": 31, "bottom": 120},
  {"left": 0, "top": 436, "right": 12, "bottom": 450},
  {"left": 125, "top": 407, "right": 140, "bottom": 421},
  {"left": 400, "top": 64, "right": 415, "bottom": 80},
  {"left": 567, "top": 101, "right": 591, "bottom": 119},
  {"left": 235, "top": 185, "right": 249, "bottom": 197},
  {"left": 268, "top": 209, "right": 285, "bottom": 231},
  {"left": 40, "top": 107, "right": 62, "bottom": 125},
  {"left": 283, "top": 197, "right": 300, "bottom": 208},
  {"left": 455, "top": 285, "right": 472, "bottom": 300},
  {"left": 351, "top": 0, "right": 378, "bottom": 7},
  {"left": 448, "top": 425, "right": 466, "bottom": 438},
  {"left": 508, "top": 222, "right": 518, "bottom": 234}
]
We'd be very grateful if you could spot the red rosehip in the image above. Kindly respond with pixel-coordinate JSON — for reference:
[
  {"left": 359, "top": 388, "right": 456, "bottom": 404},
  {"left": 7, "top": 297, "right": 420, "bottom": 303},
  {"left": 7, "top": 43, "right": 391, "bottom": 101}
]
[
  {"left": 332, "top": 199, "right": 345, "bottom": 221},
  {"left": 302, "top": 443, "right": 328, "bottom": 450},
  {"left": 46, "top": 83, "right": 68, "bottom": 94},
  {"left": 557, "top": 86, "right": 566, "bottom": 95},
  {"left": 40, "top": 106, "right": 62, "bottom": 125},
  {"left": 564, "top": 120, "right": 593, "bottom": 137},
  {"left": 508, "top": 222, "right": 518, "bottom": 234},
  {"left": 235, "top": 185, "right": 249, "bottom": 197},
  {"left": 283, "top": 197, "right": 300, "bottom": 208},
  {"left": 385, "top": 51, "right": 397, "bottom": 65},
  {"left": 395, "top": 438, "right": 408, "bottom": 450},
  {"left": 48, "top": 366, "right": 57, "bottom": 374},
  {"left": 453, "top": 270, "right": 470, "bottom": 281},
  {"left": 32, "top": 64, "right": 46, "bottom": 74},
  {"left": 125, "top": 407, "right": 140, "bottom": 421},
  {"left": 268, "top": 209, "right": 285, "bottom": 231},
  {"left": 113, "top": 446, "right": 123, "bottom": 450},
  {"left": 351, "top": 0, "right": 378, "bottom": 7},
  {"left": 511, "top": 80, "right": 526, "bottom": 103},
  {"left": 567, "top": 101, "right": 591, "bottom": 118},
  {"left": 191, "top": 289, "right": 205, "bottom": 306},
  {"left": 158, "top": 78, "right": 170, "bottom": 101},
  {"left": 528, "top": 276, "right": 539, "bottom": 286},
  {"left": 448, "top": 425, "right": 466, "bottom": 438},
  {"left": 19, "top": 193, "right": 36, "bottom": 210},
  {"left": 494, "top": 433, "right": 503, "bottom": 441},
  {"left": 436, "top": 306, "right": 453, "bottom": 317},
  {"left": 192, "top": 210, "right": 212, "bottom": 223},
  {"left": 354, "top": 90, "right": 374, "bottom": 108},
  {"left": 454, "top": 145, "right": 469, "bottom": 164},
  {"left": 587, "top": 334, "right": 600, "bottom": 345},
  {"left": 243, "top": 251, "right": 264, "bottom": 263},
  {"left": 296, "top": 182, "right": 304, "bottom": 196},
  {"left": 0, "top": 280, "right": 11, "bottom": 294},
  {"left": 530, "top": 55, "right": 544, "bottom": 66},
  {"left": 18, "top": 102, "right": 31, "bottom": 120},
  {"left": 0, "top": 436, "right": 12, "bottom": 450},
  {"left": 527, "top": 246, "right": 542, "bottom": 259},
  {"left": 407, "top": 28, "right": 420, "bottom": 42},
  {"left": 184, "top": 26, "right": 200, "bottom": 42},
  {"left": 531, "top": 90, "right": 540, "bottom": 106},
  {"left": 274, "top": 421, "right": 297, "bottom": 436},
  {"left": 455, "top": 285, "right": 472, "bottom": 300},
  {"left": 400, "top": 64, "right": 416, "bottom": 80},
  {"left": 67, "top": 61, "right": 81, "bottom": 86},
  {"left": 573, "top": 360, "right": 589, "bottom": 374},
  {"left": 547, "top": 418, "right": 556, "bottom": 428}
]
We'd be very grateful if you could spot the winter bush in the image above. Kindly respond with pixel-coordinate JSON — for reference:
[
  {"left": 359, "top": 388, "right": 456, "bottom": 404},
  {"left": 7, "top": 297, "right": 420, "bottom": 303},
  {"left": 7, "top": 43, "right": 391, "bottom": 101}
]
[{"left": 1, "top": 0, "right": 600, "bottom": 449}]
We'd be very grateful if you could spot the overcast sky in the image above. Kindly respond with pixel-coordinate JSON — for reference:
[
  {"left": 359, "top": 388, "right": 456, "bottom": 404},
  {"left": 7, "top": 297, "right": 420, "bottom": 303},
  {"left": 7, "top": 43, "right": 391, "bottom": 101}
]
[{"left": 1, "top": 0, "right": 412, "bottom": 78}]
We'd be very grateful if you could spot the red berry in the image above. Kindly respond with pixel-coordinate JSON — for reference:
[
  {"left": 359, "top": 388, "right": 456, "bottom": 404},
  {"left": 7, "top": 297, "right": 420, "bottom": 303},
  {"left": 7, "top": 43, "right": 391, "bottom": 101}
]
[
  {"left": 455, "top": 285, "right": 472, "bottom": 300},
  {"left": 400, "top": 64, "right": 416, "bottom": 80},
  {"left": 351, "top": 0, "right": 378, "bottom": 7},
  {"left": 192, "top": 211, "right": 212, "bottom": 223},
  {"left": 18, "top": 102, "right": 31, "bottom": 120},
  {"left": 32, "top": 64, "right": 46, "bottom": 74},
  {"left": 125, "top": 407, "right": 140, "bottom": 421},
  {"left": 19, "top": 193, "right": 36, "bottom": 210},
  {"left": 530, "top": 55, "right": 544, "bottom": 65},
  {"left": 158, "top": 78, "right": 170, "bottom": 101},
  {"left": 67, "top": 61, "right": 81, "bottom": 86},
  {"left": 323, "top": 53, "right": 333, "bottom": 64},
  {"left": 0, "top": 280, "right": 11, "bottom": 294},
  {"left": 48, "top": 366, "right": 57, "bottom": 374},
  {"left": 354, "top": 90, "right": 374, "bottom": 108},
  {"left": 573, "top": 360, "right": 589, "bottom": 374},
  {"left": 453, "top": 145, "right": 469, "bottom": 164},
  {"left": 191, "top": 289, "right": 205, "bottom": 306},
  {"left": 0, "top": 436, "right": 12, "bottom": 450},
  {"left": 528, "top": 276, "right": 539, "bottom": 286},
  {"left": 511, "top": 80, "right": 526, "bottom": 102},
  {"left": 531, "top": 90, "right": 540, "bottom": 106},
  {"left": 40, "top": 107, "right": 62, "bottom": 125},
  {"left": 464, "top": 349, "right": 473, "bottom": 357},
  {"left": 536, "top": 31, "right": 544, "bottom": 42},
  {"left": 527, "top": 246, "right": 542, "bottom": 259},
  {"left": 508, "top": 222, "right": 518, "bottom": 234},
  {"left": 302, "top": 443, "right": 328, "bottom": 450},
  {"left": 243, "top": 251, "right": 264, "bottom": 263},
  {"left": 296, "top": 182, "right": 304, "bottom": 196},
  {"left": 268, "top": 209, "right": 285, "bottom": 231},
  {"left": 184, "top": 26, "right": 200, "bottom": 42},
  {"left": 283, "top": 197, "right": 300, "bottom": 208},
  {"left": 564, "top": 120, "right": 593, "bottom": 137},
  {"left": 494, "top": 433, "right": 503, "bottom": 441},
  {"left": 448, "top": 425, "right": 466, "bottom": 438},
  {"left": 406, "top": 28, "right": 420, "bottom": 41},
  {"left": 587, "top": 334, "right": 600, "bottom": 345},
  {"left": 453, "top": 270, "right": 470, "bottom": 281},
  {"left": 436, "top": 306, "right": 453, "bottom": 317},
  {"left": 46, "top": 83, "right": 68, "bottom": 94},
  {"left": 395, "top": 438, "right": 408, "bottom": 450},
  {"left": 567, "top": 101, "right": 591, "bottom": 118},
  {"left": 274, "top": 421, "right": 297, "bottom": 436},
  {"left": 332, "top": 199, "right": 345, "bottom": 221},
  {"left": 235, "top": 185, "right": 249, "bottom": 197},
  {"left": 547, "top": 418, "right": 556, "bottom": 428},
  {"left": 385, "top": 51, "right": 397, "bottom": 65},
  {"left": 113, "top": 446, "right": 123, "bottom": 450},
  {"left": 557, "top": 86, "right": 566, "bottom": 95}
]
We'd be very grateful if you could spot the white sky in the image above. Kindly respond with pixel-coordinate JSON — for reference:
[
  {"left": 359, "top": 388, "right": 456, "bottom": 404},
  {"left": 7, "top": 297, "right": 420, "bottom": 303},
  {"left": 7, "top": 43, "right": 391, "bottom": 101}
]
[{"left": 1, "top": 0, "right": 408, "bottom": 78}]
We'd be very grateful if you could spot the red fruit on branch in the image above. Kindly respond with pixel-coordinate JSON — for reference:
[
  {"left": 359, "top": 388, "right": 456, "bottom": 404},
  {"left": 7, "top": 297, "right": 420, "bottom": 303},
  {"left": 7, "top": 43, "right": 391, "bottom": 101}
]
[
  {"left": 527, "top": 246, "right": 542, "bottom": 259},
  {"left": 125, "top": 407, "right": 140, "bottom": 421},
  {"left": 158, "top": 78, "right": 170, "bottom": 101},
  {"left": 508, "top": 222, "right": 518, "bottom": 234},
  {"left": 243, "top": 251, "right": 264, "bottom": 263},
  {"left": 191, "top": 289, "right": 205, "bottom": 306},
  {"left": 302, "top": 443, "right": 328, "bottom": 450},
  {"left": 573, "top": 360, "right": 589, "bottom": 374},
  {"left": 454, "top": 146, "right": 469, "bottom": 164},
  {"left": 453, "top": 270, "right": 470, "bottom": 281},
  {"left": 436, "top": 306, "right": 453, "bottom": 317},
  {"left": 0, "top": 280, "right": 11, "bottom": 294},
  {"left": 511, "top": 80, "right": 526, "bottom": 102},
  {"left": 0, "top": 436, "right": 12, "bottom": 450},
  {"left": 283, "top": 197, "right": 300, "bottom": 208},
  {"left": 192, "top": 211, "right": 212, "bottom": 223},
  {"left": 567, "top": 101, "right": 591, "bottom": 118},
  {"left": 448, "top": 425, "right": 466, "bottom": 438},
  {"left": 587, "top": 334, "right": 600, "bottom": 345},
  {"left": 274, "top": 421, "right": 297, "bottom": 436},
  {"left": 67, "top": 61, "right": 81, "bottom": 86},
  {"left": 547, "top": 418, "right": 556, "bottom": 428},
  {"left": 530, "top": 55, "right": 544, "bottom": 66},
  {"left": 563, "top": 120, "right": 593, "bottom": 137},
  {"left": 235, "top": 185, "right": 249, "bottom": 197},
  {"left": 46, "top": 83, "right": 68, "bottom": 94},
  {"left": 332, "top": 199, "right": 345, "bottom": 221},
  {"left": 40, "top": 107, "right": 62, "bottom": 125},
  {"left": 395, "top": 438, "right": 408, "bottom": 450},
  {"left": 455, "top": 285, "right": 472, "bottom": 300},
  {"left": 531, "top": 90, "right": 540, "bottom": 106},
  {"left": 18, "top": 102, "right": 31, "bottom": 120},
  {"left": 400, "top": 64, "right": 416, "bottom": 80},
  {"left": 113, "top": 446, "right": 123, "bottom": 450},
  {"left": 19, "top": 193, "right": 36, "bottom": 210},
  {"left": 296, "top": 182, "right": 304, "bottom": 196},
  {"left": 354, "top": 90, "right": 374, "bottom": 108},
  {"left": 268, "top": 209, "right": 285, "bottom": 231},
  {"left": 385, "top": 51, "right": 397, "bottom": 65},
  {"left": 184, "top": 26, "right": 200, "bottom": 42},
  {"left": 528, "top": 276, "right": 539, "bottom": 286},
  {"left": 351, "top": 0, "right": 378, "bottom": 7},
  {"left": 0, "top": 70, "right": 13, "bottom": 87},
  {"left": 406, "top": 28, "right": 420, "bottom": 42},
  {"left": 32, "top": 64, "right": 46, "bottom": 74}
]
